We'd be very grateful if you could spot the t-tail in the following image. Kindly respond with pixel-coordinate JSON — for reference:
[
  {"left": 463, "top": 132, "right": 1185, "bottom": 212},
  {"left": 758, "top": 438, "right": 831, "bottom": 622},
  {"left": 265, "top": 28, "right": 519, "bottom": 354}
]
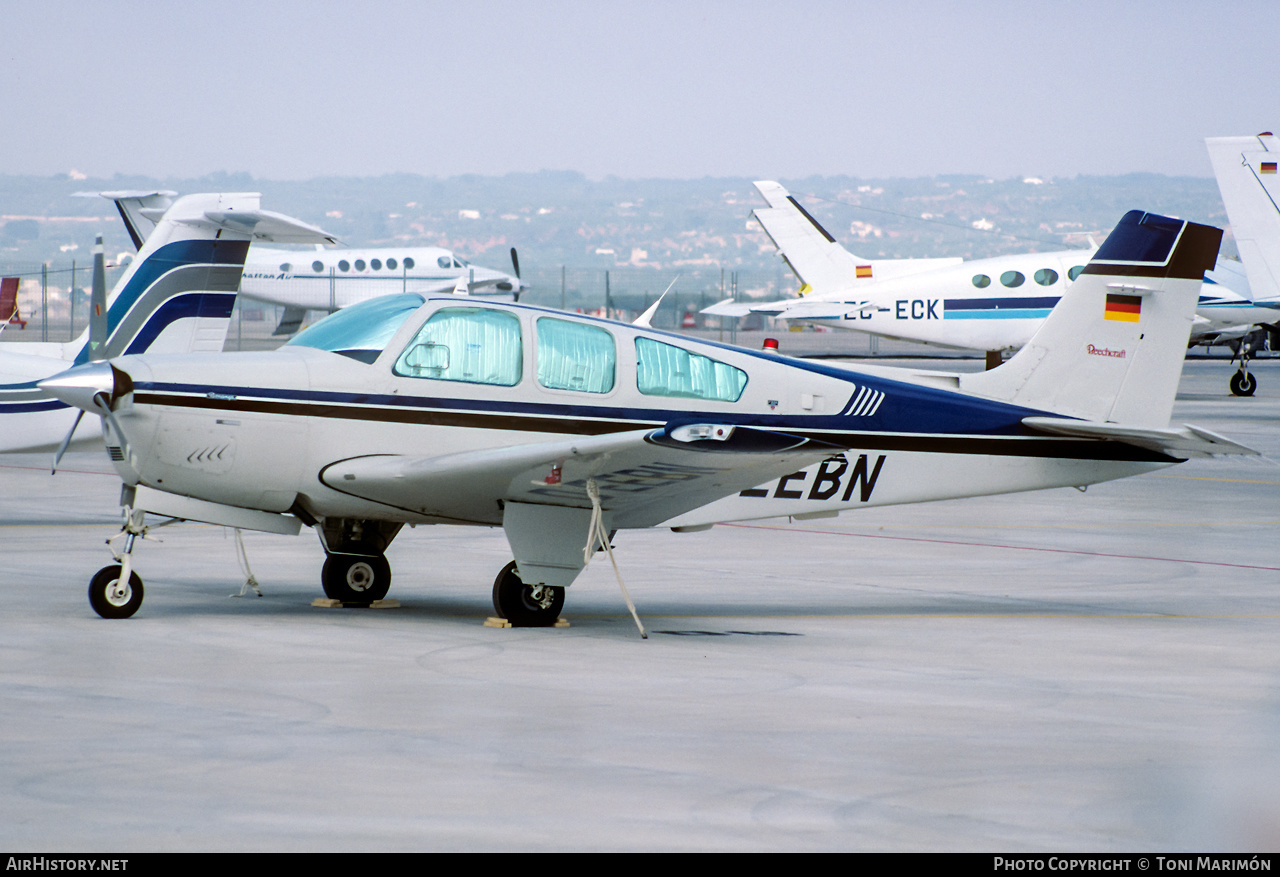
[
  {"left": 960, "top": 210, "right": 1223, "bottom": 431},
  {"left": 1206, "top": 134, "right": 1280, "bottom": 303},
  {"left": 68, "top": 192, "right": 338, "bottom": 365}
]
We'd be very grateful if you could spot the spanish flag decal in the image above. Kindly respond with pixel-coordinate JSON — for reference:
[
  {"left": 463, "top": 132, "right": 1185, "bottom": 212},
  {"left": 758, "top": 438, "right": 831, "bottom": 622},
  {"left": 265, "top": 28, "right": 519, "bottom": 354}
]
[
  {"left": 856, "top": 265, "right": 873, "bottom": 279},
  {"left": 1261, "top": 161, "right": 1277, "bottom": 174},
  {"left": 1104, "top": 293, "right": 1142, "bottom": 323}
]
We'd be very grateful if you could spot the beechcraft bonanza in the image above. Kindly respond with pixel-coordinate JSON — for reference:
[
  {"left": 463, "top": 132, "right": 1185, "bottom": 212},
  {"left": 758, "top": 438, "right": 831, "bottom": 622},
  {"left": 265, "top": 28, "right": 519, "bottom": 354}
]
[
  {"left": 706, "top": 181, "right": 1274, "bottom": 389},
  {"left": 0, "top": 193, "right": 335, "bottom": 456},
  {"left": 41, "top": 210, "right": 1254, "bottom": 629},
  {"left": 1205, "top": 133, "right": 1280, "bottom": 395},
  {"left": 92, "top": 191, "right": 526, "bottom": 336}
]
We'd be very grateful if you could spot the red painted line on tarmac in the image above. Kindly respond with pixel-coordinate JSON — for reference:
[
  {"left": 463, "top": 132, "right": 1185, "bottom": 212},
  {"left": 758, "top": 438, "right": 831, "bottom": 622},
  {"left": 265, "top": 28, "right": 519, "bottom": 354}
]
[{"left": 723, "top": 523, "right": 1280, "bottom": 572}]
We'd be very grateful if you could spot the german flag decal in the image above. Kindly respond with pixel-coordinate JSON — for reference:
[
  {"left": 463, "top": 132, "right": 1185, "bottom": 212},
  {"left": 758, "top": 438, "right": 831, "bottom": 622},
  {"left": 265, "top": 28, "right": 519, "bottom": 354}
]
[
  {"left": 1261, "top": 161, "right": 1277, "bottom": 174},
  {"left": 856, "top": 265, "right": 873, "bottom": 278},
  {"left": 1104, "top": 293, "right": 1142, "bottom": 322}
]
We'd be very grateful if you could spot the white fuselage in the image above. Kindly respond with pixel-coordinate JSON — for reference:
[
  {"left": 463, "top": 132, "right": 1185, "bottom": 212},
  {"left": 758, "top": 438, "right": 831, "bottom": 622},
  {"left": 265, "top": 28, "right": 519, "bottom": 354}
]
[{"left": 238, "top": 246, "right": 522, "bottom": 310}]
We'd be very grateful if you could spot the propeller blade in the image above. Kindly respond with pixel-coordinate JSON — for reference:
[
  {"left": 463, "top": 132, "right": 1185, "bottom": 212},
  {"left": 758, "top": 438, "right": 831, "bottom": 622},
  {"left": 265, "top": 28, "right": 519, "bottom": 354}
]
[
  {"left": 51, "top": 408, "right": 86, "bottom": 475},
  {"left": 89, "top": 234, "right": 108, "bottom": 359},
  {"left": 510, "top": 247, "right": 521, "bottom": 279}
]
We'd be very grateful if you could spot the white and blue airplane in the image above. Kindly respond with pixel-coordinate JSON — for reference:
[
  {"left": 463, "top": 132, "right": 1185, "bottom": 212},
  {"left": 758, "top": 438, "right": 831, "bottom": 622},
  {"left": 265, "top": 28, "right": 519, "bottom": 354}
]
[
  {"left": 708, "top": 181, "right": 1275, "bottom": 385},
  {"left": 94, "top": 191, "right": 526, "bottom": 335},
  {"left": 40, "top": 209, "right": 1252, "bottom": 626},
  {"left": 0, "top": 193, "right": 336, "bottom": 454},
  {"left": 1205, "top": 133, "right": 1280, "bottom": 395}
]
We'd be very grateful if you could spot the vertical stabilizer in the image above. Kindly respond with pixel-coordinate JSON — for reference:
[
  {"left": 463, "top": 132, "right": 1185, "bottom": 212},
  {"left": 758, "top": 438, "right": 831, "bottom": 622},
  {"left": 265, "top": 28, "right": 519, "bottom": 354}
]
[
  {"left": 752, "top": 181, "right": 863, "bottom": 293},
  {"left": 1206, "top": 134, "right": 1280, "bottom": 301},
  {"left": 960, "top": 211, "right": 1221, "bottom": 427}
]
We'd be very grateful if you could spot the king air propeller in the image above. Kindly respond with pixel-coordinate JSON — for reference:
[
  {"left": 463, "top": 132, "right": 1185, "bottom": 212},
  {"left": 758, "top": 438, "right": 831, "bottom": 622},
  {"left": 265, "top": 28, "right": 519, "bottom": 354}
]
[
  {"left": 510, "top": 248, "right": 522, "bottom": 302},
  {"left": 51, "top": 235, "right": 110, "bottom": 473}
]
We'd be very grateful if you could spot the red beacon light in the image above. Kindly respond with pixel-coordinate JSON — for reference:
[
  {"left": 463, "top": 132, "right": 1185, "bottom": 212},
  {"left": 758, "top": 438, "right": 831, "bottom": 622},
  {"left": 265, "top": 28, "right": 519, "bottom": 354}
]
[{"left": 762, "top": 337, "right": 780, "bottom": 351}]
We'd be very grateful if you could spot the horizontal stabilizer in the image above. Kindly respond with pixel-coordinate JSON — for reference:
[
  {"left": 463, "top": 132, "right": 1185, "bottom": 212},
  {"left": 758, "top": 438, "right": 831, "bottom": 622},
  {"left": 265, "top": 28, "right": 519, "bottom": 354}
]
[
  {"left": 1022, "top": 417, "right": 1258, "bottom": 458},
  {"left": 193, "top": 208, "right": 339, "bottom": 245}
]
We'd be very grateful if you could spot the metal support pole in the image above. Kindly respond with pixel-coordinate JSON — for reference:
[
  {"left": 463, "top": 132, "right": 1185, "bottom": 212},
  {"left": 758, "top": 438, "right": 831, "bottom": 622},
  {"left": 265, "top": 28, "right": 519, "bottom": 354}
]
[{"left": 41, "top": 264, "right": 48, "bottom": 342}]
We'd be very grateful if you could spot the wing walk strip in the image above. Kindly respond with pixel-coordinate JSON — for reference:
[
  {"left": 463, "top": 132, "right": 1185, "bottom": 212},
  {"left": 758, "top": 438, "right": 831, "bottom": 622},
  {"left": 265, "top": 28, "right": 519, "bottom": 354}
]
[{"left": 133, "top": 391, "right": 1177, "bottom": 463}]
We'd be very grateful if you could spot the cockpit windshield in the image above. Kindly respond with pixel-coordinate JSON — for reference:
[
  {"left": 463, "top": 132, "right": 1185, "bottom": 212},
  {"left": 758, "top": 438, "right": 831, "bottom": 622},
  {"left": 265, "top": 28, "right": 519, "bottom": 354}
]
[{"left": 286, "top": 294, "right": 425, "bottom": 363}]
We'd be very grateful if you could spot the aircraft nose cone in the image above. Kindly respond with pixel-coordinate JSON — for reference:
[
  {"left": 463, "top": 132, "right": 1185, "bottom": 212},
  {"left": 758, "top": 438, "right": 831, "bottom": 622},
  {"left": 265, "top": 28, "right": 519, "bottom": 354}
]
[{"left": 39, "top": 362, "right": 133, "bottom": 412}]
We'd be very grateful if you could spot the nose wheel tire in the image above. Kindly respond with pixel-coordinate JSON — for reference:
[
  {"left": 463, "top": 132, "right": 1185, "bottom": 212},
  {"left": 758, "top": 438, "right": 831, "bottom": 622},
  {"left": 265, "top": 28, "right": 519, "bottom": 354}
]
[
  {"left": 1230, "top": 370, "right": 1257, "bottom": 397},
  {"left": 492, "top": 561, "right": 565, "bottom": 627},
  {"left": 321, "top": 555, "right": 392, "bottom": 603},
  {"left": 89, "top": 564, "right": 144, "bottom": 619}
]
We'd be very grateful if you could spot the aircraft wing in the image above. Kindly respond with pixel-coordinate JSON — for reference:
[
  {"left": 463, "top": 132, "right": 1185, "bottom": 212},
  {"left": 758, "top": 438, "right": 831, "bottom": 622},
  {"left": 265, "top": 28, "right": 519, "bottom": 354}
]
[
  {"left": 319, "top": 423, "right": 841, "bottom": 528},
  {"left": 1021, "top": 417, "right": 1258, "bottom": 458}
]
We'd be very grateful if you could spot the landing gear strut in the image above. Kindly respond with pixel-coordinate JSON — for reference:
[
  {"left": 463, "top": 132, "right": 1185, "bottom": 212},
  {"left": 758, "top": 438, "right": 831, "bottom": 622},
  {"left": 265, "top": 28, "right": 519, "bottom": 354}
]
[
  {"left": 89, "top": 506, "right": 148, "bottom": 619},
  {"left": 492, "top": 561, "right": 564, "bottom": 626}
]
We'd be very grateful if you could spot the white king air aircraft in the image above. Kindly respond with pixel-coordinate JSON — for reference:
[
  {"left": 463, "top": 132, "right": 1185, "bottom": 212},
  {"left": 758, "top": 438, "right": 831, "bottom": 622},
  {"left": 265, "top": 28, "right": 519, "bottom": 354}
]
[
  {"left": 41, "top": 210, "right": 1253, "bottom": 627},
  {"left": 0, "top": 193, "right": 336, "bottom": 455},
  {"left": 94, "top": 191, "right": 526, "bottom": 335},
  {"left": 1205, "top": 133, "right": 1280, "bottom": 395},
  {"left": 708, "top": 181, "right": 1273, "bottom": 386}
]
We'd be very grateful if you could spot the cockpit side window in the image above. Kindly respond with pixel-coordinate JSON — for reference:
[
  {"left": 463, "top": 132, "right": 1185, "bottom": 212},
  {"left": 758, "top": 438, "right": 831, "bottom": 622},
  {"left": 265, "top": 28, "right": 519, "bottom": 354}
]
[
  {"left": 635, "top": 337, "right": 747, "bottom": 402},
  {"left": 394, "top": 307, "right": 523, "bottom": 386},
  {"left": 438, "top": 256, "right": 452, "bottom": 269},
  {"left": 536, "top": 317, "right": 615, "bottom": 393}
]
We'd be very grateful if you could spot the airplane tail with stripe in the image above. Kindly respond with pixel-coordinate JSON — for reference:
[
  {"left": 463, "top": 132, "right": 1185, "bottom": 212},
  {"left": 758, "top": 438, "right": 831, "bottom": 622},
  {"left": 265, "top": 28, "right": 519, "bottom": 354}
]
[
  {"left": 1206, "top": 134, "right": 1280, "bottom": 303},
  {"left": 751, "top": 181, "right": 962, "bottom": 296},
  {"left": 959, "top": 210, "right": 1222, "bottom": 429},
  {"left": 70, "top": 193, "right": 338, "bottom": 365}
]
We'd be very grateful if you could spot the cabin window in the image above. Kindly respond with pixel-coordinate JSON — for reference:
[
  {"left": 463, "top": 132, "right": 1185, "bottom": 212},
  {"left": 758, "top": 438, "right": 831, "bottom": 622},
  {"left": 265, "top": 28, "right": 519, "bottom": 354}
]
[
  {"left": 1000, "top": 270, "right": 1025, "bottom": 288},
  {"left": 403, "top": 257, "right": 415, "bottom": 269},
  {"left": 1068, "top": 265, "right": 1085, "bottom": 281},
  {"left": 536, "top": 318, "right": 615, "bottom": 393},
  {"left": 1034, "top": 268, "right": 1058, "bottom": 286},
  {"left": 287, "top": 294, "right": 425, "bottom": 363},
  {"left": 312, "top": 260, "right": 325, "bottom": 273},
  {"left": 355, "top": 260, "right": 366, "bottom": 271},
  {"left": 279, "top": 262, "right": 292, "bottom": 273},
  {"left": 339, "top": 260, "right": 350, "bottom": 272},
  {"left": 371, "top": 259, "right": 382, "bottom": 271},
  {"left": 635, "top": 337, "right": 746, "bottom": 402},
  {"left": 387, "top": 258, "right": 398, "bottom": 270},
  {"left": 394, "top": 307, "right": 523, "bottom": 386},
  {"left": 972, "top": 274, "right": 991, "bottom": 288}
]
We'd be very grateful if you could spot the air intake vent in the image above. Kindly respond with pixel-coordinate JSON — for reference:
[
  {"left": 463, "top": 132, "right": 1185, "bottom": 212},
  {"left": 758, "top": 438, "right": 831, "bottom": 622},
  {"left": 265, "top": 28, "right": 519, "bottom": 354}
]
[{"left": 108, "top": 446, "right": 125, "bottom": 461}]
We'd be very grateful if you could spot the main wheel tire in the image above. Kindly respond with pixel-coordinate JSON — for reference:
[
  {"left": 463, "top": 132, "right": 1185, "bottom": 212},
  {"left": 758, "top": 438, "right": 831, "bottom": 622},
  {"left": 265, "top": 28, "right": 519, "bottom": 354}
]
[
  {"left": 1230, "top": 370, "right": 1257, "bottom": 397},
  {"left": 492, "top": 561, "right": 564, "bottom": 627},
  {"left": 88, "top": 564, "right": 144, "bottom": 619},
  {"left": 321, "top": 554, "right": 391, "bottom": 602}
]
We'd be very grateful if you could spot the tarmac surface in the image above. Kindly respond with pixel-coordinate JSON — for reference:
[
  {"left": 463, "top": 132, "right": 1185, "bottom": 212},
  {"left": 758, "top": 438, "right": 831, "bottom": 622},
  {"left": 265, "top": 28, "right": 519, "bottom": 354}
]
[{"left": 1, "top": 358, "right": 1278, "bottom": 851}]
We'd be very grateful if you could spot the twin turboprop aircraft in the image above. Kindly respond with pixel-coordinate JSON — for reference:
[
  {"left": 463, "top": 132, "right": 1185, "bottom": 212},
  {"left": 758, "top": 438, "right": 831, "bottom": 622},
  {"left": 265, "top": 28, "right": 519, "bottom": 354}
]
[
  {"left": 94, "top": 191, "right": 526, "bottom": 335},
  {"left": 709, "top": 181, "right": 1275, "bottom": 390},
  {"left": 0, "top": 193, "right": 335, "bottom": 454},
  {"left": 41, "top": 209, "right": 1253, "bottom": 626}
]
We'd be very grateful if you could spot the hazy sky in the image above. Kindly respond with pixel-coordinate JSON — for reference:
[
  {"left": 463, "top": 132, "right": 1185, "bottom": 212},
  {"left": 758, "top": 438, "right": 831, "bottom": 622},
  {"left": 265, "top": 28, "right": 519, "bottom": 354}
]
[{"left": 4, "top": 0, "right": 1279, "bottom": 182}]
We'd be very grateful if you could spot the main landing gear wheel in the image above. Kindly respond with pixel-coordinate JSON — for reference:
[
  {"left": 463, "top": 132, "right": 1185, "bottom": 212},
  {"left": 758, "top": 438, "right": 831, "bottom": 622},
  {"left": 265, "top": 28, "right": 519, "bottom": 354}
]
[
  {"left": 1230, "top": 370, "right": 1257, "bottom": 397},
  {"left": 321, "top": 555, "right": 391, "bottom": 603},
  {"left": 492, "top": 561, "right": 564, "bottom": 627},
  {"left": 88, "top": 564, "right": 144, "bottom": 619}
]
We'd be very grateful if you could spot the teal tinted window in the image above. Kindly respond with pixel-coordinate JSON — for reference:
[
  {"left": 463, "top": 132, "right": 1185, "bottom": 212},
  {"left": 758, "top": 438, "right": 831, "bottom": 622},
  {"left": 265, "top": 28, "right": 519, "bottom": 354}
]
[
  {"left": 1034, "top": 268, "right": 1059, "bottom": 286},
  {"left": 635, "top": 337, "right": 747, "bottom": 402},
  {"left": 394, "top": 307, "right": 523, "bottom": 386},
  {"left": 1068, "top": 265, "right": 1085, "bottom": 281},
  {"left": 1000, "top": 270, "right": 1025, "bottom": 288},
  {"left": 537, "top": 317, "right": 615, "bottom": 393},
  {"left": 287, "top": 293, "right": 425, "bottom": 363},
  {"left": 972, "top": 274, "right": 991, "bottom": 288}
]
